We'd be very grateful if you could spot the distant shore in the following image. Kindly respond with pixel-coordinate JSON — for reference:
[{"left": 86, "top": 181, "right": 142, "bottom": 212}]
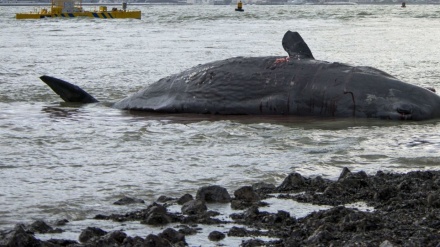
[
  {"left": 3, "top": 2, "right": 440, "bottom": 6},
  {"left": 0, "top": 2, "right": 189, "bottom": 6}
]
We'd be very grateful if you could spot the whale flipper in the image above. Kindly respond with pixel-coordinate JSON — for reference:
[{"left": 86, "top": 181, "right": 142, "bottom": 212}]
[
  {"left": 40, "top": 75, "right": 99, "bottom": 103},
  {"left": 282, "top": 31, "right": 314, "bottom": 59}
]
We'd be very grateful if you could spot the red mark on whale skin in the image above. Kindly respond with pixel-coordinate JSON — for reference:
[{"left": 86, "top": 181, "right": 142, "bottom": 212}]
[
  {"left": 274, "top": 56, "right": 290, "bottom": 64},
  {"left": 268, "top": 57, "right": 290, "bottom": 70}
]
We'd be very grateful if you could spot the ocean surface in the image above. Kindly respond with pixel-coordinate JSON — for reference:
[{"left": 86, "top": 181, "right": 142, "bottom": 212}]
[{"left": 1, "top": 3, "right": 440, "bottom": 244}]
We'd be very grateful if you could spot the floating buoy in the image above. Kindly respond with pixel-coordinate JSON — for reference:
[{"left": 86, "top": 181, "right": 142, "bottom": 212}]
[{"left": 235, "top": 0, "right": 244, "bottom": 12}]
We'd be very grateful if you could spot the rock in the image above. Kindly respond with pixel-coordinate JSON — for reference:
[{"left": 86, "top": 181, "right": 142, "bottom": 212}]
[
  {"left": 379, "top": 240, "right": 395, "bottom": 247},
  {"left": 208, "top": 230, "right": 225, "bottom": 241},
  {"left": 27, "top": 220, "right": 54, "bottom": 233},
  {"left": 338, "top": 167, "right": 352, "bottom": 180},
  {"left": 232, "top": 185, "right": 261, "bottom": 209},
  {"left": 273, "top": 210, "right": 291, "bottom": 224},
  {"left": 144, "top": 234, "right": 171, "bottom": 247},
  {"left": 228, "top": 226, "right": 248, "bottom": 237},
  {"left": 158, "top": 228, "right": 186, "bottom": 245},
  {"left": 231, "top": 199, "right": 253, "bottom": 210},
  {"left": 196, "top": 185, "right": 231, "bottom": 203},
  {"left": 241, "top": 238, "right": 267, "bottom": 247},
  {"left": 234, "top": 186, "right": 260, "bottom": 202},
  {"left": 374, "top": 187, "right": 398, "bottom": 201},
  {"left": 277, "top": 172, "right": 307, "bottom": 191},
  {"left": 177, "top": 225, "right": 198, "bottom": 235},
  {"left": 113, "top": 196, "right": 145, "bottom": 205},
  {"left": 157, "top": 195, "right": 175, "bottom": 203},
  {"left": 310, "top": 176, "right": 329, "bottom": 191},
  {"left": 305, "top": 225, "right": 334, "bottom": 244},
  {"left": 55, "top": 219, "right": 69, "bottom": 226},
  {"left": 95, "top": 230, "right": 127, "bottom": 245},
  {"left": 427, "top": 192, "right": 440, "bottom": 207},
  {"left": 0, "top": 224, "right": 41, "bottom": 247},
  {"left": 142, "top": 212, "right": 171, "bottom": 225},
  {"left": 177, "top": 193, "right": 193, "bottom": 205},
  {"left": 46, "top": 239, "right": 78, "bottom": 245},
  {"left": 121, "top": 236, "right": 145, "bottom": 246},
  {"left": 146, "top": 203, "right": 168, "bottom": 215},
  {"left": 181, "top": 199, "right": 207, "bottom": 215},
  {"left": 252, "top": 182, "right": 276, "bottom": 192},
  {"left": 5, "top": 169, "right": 440, "bottom": 247},
  {"left": 78, "top": 227, "right": 107, "bottom": 243}
]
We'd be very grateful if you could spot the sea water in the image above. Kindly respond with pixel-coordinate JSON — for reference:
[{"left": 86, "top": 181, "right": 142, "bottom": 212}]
[{"left": 0, "top": 3, "right": 440, "bottom": 244}]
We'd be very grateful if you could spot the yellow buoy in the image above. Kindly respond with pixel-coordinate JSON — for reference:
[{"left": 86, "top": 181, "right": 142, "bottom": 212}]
[{"left": 235, "top": 0, "right": 244, "bottom": 12}]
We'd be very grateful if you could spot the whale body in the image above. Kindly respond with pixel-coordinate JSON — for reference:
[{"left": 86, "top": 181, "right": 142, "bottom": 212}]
[{"left": 41, "top": 31, "right": 440, "bottom": 121}]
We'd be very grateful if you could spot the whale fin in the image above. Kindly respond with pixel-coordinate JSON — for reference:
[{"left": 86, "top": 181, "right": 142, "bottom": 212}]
[
  {"left": 40, "top": 75, "right": 99, "bottom": 103},
  {"left": 282, "top": 31, "right": 314, "bottom": 59}
]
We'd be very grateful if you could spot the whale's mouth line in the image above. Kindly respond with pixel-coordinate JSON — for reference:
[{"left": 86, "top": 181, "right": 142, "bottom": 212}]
[{"left": 397, "top": 108, "right": 413, "bottom": 120}]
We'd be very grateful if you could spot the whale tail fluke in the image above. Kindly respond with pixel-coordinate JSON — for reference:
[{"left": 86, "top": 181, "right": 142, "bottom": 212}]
[{"left": 40, "top": 75, "right": 99, "bottom": 103}]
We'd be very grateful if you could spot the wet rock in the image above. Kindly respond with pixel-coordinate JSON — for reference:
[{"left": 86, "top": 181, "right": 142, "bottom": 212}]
[
  {"left": 196, "top": 185, "right": 231, "bottom": 203},
  {"left": 252, "top": 182, "right": 276, "bottom": 192},
  {"left": 158, "top": 228, "right": 186, "bottom": 245},
  {"left": 27, "top": 220, "right": 59, "bottom": 234},
  {"left": 277, "top": 172, "right": 307, "bottom": 191},
  {"left": 113, "top": 196, "right": 145, "bottom": 205},
  {"left": 208, "top": 230, "right": 225, "bottom": 241},
  {"left": 241, "top": 239, "right": 268, "bottom": 247},
  {"left": 139, "top": 202, "right": 173, "bottom": 225},
  {"left": 273, "top": 210, "right": 293, "bottom": 224},
  {"left": 230, "top": 199, "right": 252, "bottom": 210},
  {"left": 78, "top": 226, "right": 107, "bottom": 243},
  {"left": 374, "top": 186, "right": 398, "bottom": 202},
  {"left": 228, "top": 226, "right": 249, "bottom": 237},
  {"left": 6, "top": 168, "right": 440, "bottom": 246},
  {"left": 243, "top": 205, "right": 261, "bottom": 220},
  {"left": 231, "top": 186, "right": 260, "bottom": 209},
  {"left": 147, "top": 203, "right": 168, "bottom": 215},
  {"left": 234, "top": 186, "right": 260, "bottom": 202},
  {"left": 379, "top": 240, "right": 395, "bottom": 247},
  {"left": 46, "top": 238, "right": 79, "bottom": 245},
  {"left": 177, "top": 193, "right": 193, "bottom": 205},
  {"left": 0, "top": 224, "right": 41, "bottom": 247},
  {"left": 157, "top": 195, "right": 175, "bottom": 203},
  {"left": 121, "top": 236, "right": 146, "bottom": 246},
  {"left": 304, "top": 225, "right": 334, "bottom": 245},
  {"left": 142, "top": 212, "right": 171, "bottom": 225},
  {"left": 94, "top": 230, "right": 127, "bottom": 246},
  {"left": 55, "top": 219, "right": 69, "bottom": 226},
  {"left": 181, "top": 199, "right": 207, "bottom": 215},
  {"left": 338, "top": 167, "right": 352, "bottom": 180},
  {"left": 310, "top": 175, "right": 329, "bottom": 191},
  {"left": 427, "top": 192, "right": 440, "bottom": 207},
  {"left": 144, "top": 234, "right": 171, "bottom": 247},
  {"left": 177, "top": 225, "right": 198, "bottom": 235}
]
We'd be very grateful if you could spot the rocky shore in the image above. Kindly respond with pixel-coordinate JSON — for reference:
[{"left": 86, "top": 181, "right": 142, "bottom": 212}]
[{"left": 2, "top": 167, "right": 440, "bottom": 246}]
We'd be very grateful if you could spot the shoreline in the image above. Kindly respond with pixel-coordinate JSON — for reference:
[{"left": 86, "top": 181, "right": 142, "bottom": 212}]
[
  {"left": 2, "top": 167, "right": 440, "bottom": 246},
  {"left": 3, "top": 2, "right": 440, "bottom": 6}
]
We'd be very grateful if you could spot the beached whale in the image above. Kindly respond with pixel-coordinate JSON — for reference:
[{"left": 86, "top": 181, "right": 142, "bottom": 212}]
[{"left": 41, "top": 31, "right": 440, "bottom": 120}]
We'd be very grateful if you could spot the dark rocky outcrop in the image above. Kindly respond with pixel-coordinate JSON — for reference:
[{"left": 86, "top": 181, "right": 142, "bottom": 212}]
[
  {"left": 0, "top": 224, "right": 42, "bottom": 247},
  {"left": 27, "top": 220, "right": 63, "bottom": 234},
  {"left": 113, "top": 196, "right": 145, "bottom": 205},
  {"left": 208, "top": 230, "right": 225, "bottom": 241},
  {"left": 3, "top": 168, "right": 440, "bottom": 246},
  {"left": 181, "top": 199, "right": 207, "bottom": 215},
  {"left": 177, "top": 194, "right": 193, "bottom": 205},
  {"left": 196, "top": 185, "right": 231, "bottom": 203}
]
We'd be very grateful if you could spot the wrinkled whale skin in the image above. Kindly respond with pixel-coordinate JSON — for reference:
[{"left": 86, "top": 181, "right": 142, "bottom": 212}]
[
  {"left": 41, "top": 31, "right": 440, "bottom": 120},
  {"left": 112, "top": 56, "right": 440, "bottom": 120}
]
